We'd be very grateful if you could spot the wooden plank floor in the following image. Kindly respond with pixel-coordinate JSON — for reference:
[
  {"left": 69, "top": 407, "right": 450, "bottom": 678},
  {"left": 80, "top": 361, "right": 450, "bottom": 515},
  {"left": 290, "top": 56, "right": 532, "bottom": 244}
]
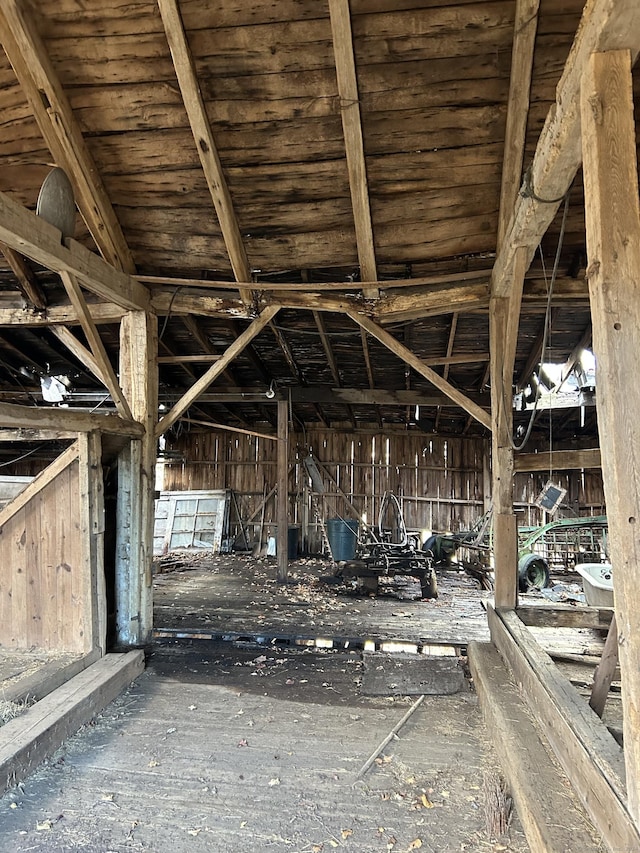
[
  {"left": 153, "top": 554, "right": 493, "bottom": 647},
  {"left": 0, "top": 641, "right": 531, "bottom": 852}
]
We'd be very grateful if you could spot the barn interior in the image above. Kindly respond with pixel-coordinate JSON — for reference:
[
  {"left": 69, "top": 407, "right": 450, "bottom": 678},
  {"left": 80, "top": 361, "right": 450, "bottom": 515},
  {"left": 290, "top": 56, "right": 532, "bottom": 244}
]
[{"left": 0, "top": 0, "right": 638, "bottom": 850}]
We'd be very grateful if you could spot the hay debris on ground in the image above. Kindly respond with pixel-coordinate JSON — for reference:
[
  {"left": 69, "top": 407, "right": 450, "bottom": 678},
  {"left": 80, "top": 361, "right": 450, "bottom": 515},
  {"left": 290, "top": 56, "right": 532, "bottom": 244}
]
[{"left": 484, "top": 770, "right": 513, "bottom": 842}]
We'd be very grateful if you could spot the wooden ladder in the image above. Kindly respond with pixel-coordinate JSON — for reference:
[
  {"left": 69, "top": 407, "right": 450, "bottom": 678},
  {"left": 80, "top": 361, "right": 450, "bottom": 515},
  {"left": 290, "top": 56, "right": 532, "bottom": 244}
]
[{"left": 310, "top": 490, "right": 333, "bottom": 561}]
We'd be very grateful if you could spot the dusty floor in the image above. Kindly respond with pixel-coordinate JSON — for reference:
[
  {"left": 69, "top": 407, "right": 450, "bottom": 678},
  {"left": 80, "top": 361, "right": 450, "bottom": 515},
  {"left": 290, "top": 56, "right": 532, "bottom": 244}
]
[{"left": 0, "top": 641, "right": 530, "bottom": 853}]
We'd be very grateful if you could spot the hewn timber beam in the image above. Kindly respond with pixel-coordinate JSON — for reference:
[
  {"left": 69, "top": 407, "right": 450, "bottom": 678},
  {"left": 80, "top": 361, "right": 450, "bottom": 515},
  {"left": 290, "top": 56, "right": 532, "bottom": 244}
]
[
  {"left": 151, "top": 290, "right": 246, "bottom": 318},
  {"left": 434, "top": 313, "right": 459, "bottom": 431},
  {"left": 328, "top": 0, "right": 378, "bottom": 299},
  {"left": 582, "top": 47, "right": 640, "bottom": 822},
  {"left": 497, "top": 0, "right": 541, "bottom": 250},
  {"left": 0, "top": 0, "right": 135, "bottom": 273},
  {"left": 0, "top": 428, "right": 76, "bottom": 441},
  {"left": 182, "top": 418, "right": 278, "bottom": 443},
  {"left": 0, "top": 402, "right": 143, "bottom": 436},
  {"left": 157, "top": 0, "right": 252, "bottom": 305},
  {"left": 50, "top": 325, "right": 106, "bottom": 385},
  {"left": 0, "top": 191, "right": 148, "bottom": 311},
  {"left": 373, "top": 283, "right": 489, "bottom": 322},
  {"left": 156, "top": 306, "right": 280, "bottom": 437},
  {"left": 59, "top": 272, "right": 133, "bottom": 420},
  {"left": 514, "top": 448, "right": 601, "bottom": 472},
  {"left": 492, "top": 0, "right": 640, "bottom": 298},
  {"left": 346, "top": 311, "right": 491, "bottom": 429},
  {"left": 0, "top": 300, "right": 126, "bottom": 327},
  {"left": 553, "top": 323, "right": 592, "bottom": 391},
  {"left": 0, "top": 244, "right": 46, "bottom": 309}
]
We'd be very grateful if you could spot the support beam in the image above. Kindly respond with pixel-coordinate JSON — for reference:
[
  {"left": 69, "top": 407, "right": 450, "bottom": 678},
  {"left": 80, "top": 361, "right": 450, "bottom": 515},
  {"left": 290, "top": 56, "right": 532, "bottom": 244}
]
[
  {"left": 157, "top": 0, "right": 252, "bottom": 304},
  {"left": 0, "top": 0, "right": 135, "bottom": 273},
  {"left": 0, "top": 401, "right": 143, "bottom": 436},
  {"left": 117, "top": 311, "right": 158, "bottom": 646},
  {"left": 50, "top": 326, "right": 106, "bottom": 385},
  {"left": 314, "top": 311, "right": 355, "bottom": 428},
  {"left": 328, "top": 0, "right": 378, "bottom": 299},
  {"left": 346, "top": 311, "right": 491, "bottom": 430},
  {"left": 276, "top": 400, "right": 289, "bottom": 583},
  {"left": 490, "top": 296, "right": 517, "bottom": 608},
  {"left": 0, "top": 244, "right": 46, "bottom": 309},
  {"left": 497, "top": 0, "right": 540, "bottom": 250},
  {"left": 492, "top": 0, "right": 640, "bottom": 298},
  {"left": 581, "top": 47, "right": 640, "bottom": 822},
  {"left": 59, "top": 272, "right": 132, "bottom": 420},
  {"left": 0, "top": 190, "right": 148, "bottom": 311},
  {"left": 156, "top": 306, "right": 280, "bottom": 436},
  {"left": 514, "top": 448, "right": 601, "bottom": 472}
]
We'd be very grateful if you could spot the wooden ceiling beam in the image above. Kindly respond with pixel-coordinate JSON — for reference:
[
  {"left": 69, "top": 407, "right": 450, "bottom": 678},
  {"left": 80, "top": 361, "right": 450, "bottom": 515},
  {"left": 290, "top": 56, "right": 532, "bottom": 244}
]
[
  {"left": 0, "top": 244, "right": 47, "bottom": 310},
  {"left": 492, "top": 0, "right": 640, "bottom": 298},
  {"left": 0, "top": 191, "right": 148, "bottom": 311},
  {"left": 0, "top": 0, "right": 135, "bottom": 274},
  {"left": 497, "top": 0, "right": 541, "bottom": 250},
  {"left": 156, "top": 306, "right": 280, "bottom": 437},
  {"left": 157, "top": 0, "right": 252, "bottom": 305},
  {"left": 346, "top": 311, "right": 491, "bottom": 430},
  {"left": 49, "top": 325, "right": 106, "bottom": 386},
  {"left": 0, "top": 401, "right": 143, "bottom": 436},
  {"left": 313, "top": 310, "right": 356, "bottom": 428},
  {"left": 329, "top": 0, "right": 378, "bottom": 299},
  {"left": 59, "top": 272, "right": 133, "bottom": 420},
  {"left": 434, "top": 313, "right": 459, "bottom": 431}
]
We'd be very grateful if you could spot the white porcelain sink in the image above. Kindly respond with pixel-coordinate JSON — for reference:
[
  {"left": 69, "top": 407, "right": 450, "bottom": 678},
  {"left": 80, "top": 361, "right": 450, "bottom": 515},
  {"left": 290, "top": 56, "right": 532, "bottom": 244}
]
[{"left": 576, "top": 563, "right": 614, "bottom": 607}]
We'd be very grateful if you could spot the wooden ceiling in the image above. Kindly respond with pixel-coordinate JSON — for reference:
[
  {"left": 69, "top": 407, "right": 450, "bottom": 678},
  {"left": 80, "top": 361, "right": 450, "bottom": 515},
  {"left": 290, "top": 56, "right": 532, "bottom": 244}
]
[{"left": 0, "top": 0, "right": 633, "bottom": 444}]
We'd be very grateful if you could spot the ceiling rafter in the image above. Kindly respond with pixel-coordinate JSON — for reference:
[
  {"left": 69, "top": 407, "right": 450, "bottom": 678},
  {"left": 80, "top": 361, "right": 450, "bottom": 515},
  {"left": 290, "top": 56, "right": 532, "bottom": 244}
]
[
  {"left": 156, "top": 0, "right": 253, "bottom": 306},
  {"left": 59, "top": 271, "right": 133, "bottom": 420},
  {"left": 156, "top": 306, "right": 280, "bottom": 437},
  {"left": 328, "top": 0, "right": 378, "bottom": 300},
  {"left": 346, "top": 311, "right": 491, "bottom": 430},
  {"left": 0, "top": 245, "right": 46, "bottom": 309},
  {"left": 313, "top": 310, "right": 356, "bottom": 428},
  {"left": 492, "top": 0, "right": 640, "bottom": 298},
  {"left": 0, "top": 0, "right": 135, "bottom": 274},
  {"left": 49, "top": 325, "right": 106, "bottom": 386},
  {"left": 434, "top": 313, "right": 459, "bottom": 431}
]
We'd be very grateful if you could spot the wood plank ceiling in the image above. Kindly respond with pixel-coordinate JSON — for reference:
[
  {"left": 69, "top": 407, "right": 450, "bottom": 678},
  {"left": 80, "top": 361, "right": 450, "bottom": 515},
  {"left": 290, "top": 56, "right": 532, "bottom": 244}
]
[{"left": 0, "top": 0, "right": 617, "bottom": 445}]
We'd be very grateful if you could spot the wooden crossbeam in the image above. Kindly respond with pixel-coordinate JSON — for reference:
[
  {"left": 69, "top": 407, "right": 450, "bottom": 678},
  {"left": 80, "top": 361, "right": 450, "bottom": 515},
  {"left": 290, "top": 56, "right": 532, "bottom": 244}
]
[
  {"left": 0, "top": 401, "right": 143, "bottom": 436},
  {"left": 0, "top": 244, "right": 46, "bottom": 309},
  {"left": 156, "top": 306, "right": 280, "bottom": 437},
  {"left": 0, "top": 1, "right": 135, "bottom": 274},
  {"left": 50, "top": 326, "right": 106, "bottom": 385},
  {"left": 59, "top": 272, "right": 133, "bottom": 420},
  {"left": 328, "top": 0, "right": 378, "bottom": 299},
  {"left": 346, "top": 311, "right": 491, "bottom": 429},
  {"left": 514, "top": 448, "right": 601, "bottom": 472},
  {"left": 0, "top": 191, "right": 148, "bottom": 311},
  {"left": 492, "top": 0, "right": 640, "bottom": 298},
  {"left": 157, "top": 0, "right": 252, "bottom": 305}
]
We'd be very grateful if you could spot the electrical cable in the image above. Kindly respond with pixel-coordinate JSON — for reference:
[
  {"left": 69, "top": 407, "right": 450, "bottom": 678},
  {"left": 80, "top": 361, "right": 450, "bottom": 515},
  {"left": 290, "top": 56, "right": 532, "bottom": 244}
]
[
  {"left": 0, "top": 443, "right": 45, "bottom": 468},
  {"left": 504, "top": 188, "right": 572, "bottom": 452}
]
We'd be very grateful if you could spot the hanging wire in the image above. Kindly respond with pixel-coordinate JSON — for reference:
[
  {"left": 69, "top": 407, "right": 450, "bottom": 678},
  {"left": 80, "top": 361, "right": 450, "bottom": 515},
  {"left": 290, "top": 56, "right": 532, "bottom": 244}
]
[
  {"left": 0, "top": 443, "right": 45, "bottom": 468},
  {"left": 507, "top": 188, "right": 572, "bottom": 452}
]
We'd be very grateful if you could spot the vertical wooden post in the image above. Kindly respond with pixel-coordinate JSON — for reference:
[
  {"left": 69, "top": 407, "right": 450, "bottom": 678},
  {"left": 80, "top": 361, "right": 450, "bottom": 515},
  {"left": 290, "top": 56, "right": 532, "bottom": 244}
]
[
  {"left": 116, "top": 311, "right": 158, "bottom": 645},
  {"left": 581, "top": 48, "right": 640, "bottom": 822},
  {"left": 482, "top": 441, "right": 492, "bottom": 515},
  {"left": 78, "top": 431, "right": 106, "bottom": 654},
  {"left": 277, "top": 399, "right": 289, "bottom": 583},
  {"left": 490, "top": 296, "right": 517, "bottom": 608}
]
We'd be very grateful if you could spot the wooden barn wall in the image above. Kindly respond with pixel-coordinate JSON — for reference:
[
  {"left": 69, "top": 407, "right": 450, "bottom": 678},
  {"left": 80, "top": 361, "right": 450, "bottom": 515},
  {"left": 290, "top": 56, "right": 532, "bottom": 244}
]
[
  {"left": 0, "top": 459, "right": 93, "bottom": 653},
  {"left": 162, "top": 430, "right": 605, "bottom": 552}
]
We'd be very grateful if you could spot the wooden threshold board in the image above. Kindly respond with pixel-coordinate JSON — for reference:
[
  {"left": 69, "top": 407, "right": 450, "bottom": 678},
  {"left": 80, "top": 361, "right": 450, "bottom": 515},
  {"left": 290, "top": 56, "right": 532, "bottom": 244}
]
[
  {"left": 0, "top": 651, "right": 145, "bottom": 795},
  {"left": 469, "top": 641, "right": 602, "bottom": 853},
  {"left": 487, "top": 604, "right": 640, "bottom": 853}
]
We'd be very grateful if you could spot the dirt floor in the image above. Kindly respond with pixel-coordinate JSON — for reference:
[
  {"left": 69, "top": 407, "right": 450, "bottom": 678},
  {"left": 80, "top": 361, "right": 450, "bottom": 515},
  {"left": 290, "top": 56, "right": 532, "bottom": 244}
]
[{"left": 0, "top": 639, "right": 530, "bottom": 853}]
